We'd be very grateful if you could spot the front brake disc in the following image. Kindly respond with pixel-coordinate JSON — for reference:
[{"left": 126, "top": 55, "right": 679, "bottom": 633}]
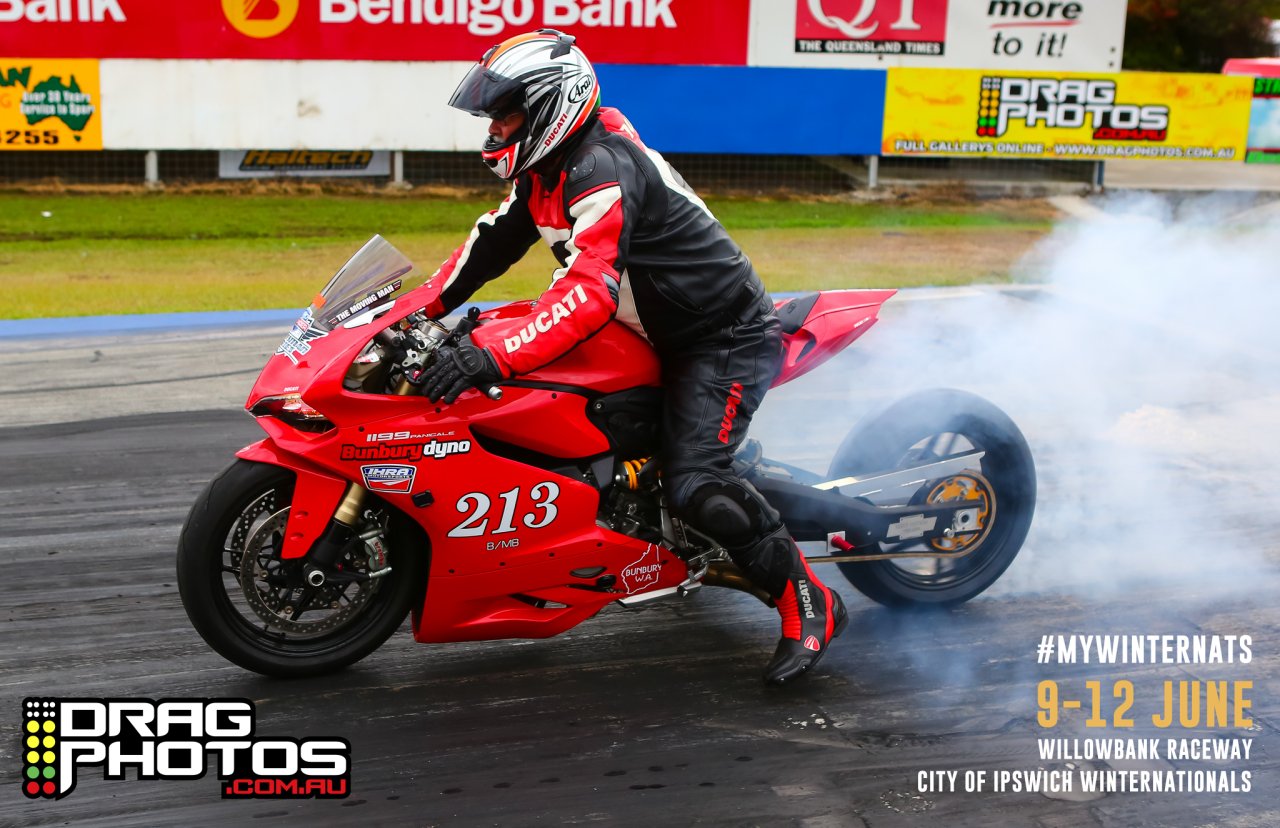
[{"left": 237, "top": 508, "right": 379, "bottom": 635}]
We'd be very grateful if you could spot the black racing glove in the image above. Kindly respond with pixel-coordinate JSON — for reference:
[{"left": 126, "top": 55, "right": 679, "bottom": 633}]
[{"left": 419, "top": 336, "right": 502, "bottom": 404}]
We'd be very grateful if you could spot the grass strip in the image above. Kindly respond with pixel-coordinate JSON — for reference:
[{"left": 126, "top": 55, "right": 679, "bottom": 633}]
[{"left": 0, "top": 193, "right": 1055, "bottom": 319}]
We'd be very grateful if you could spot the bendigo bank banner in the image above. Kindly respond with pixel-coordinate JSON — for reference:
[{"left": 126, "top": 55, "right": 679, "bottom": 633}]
[
  {"left": 882, "top": 68, "right": 1253, "bottom": 162},
  {"left": 0, "top": 0, "right": 749, "bottom": 65}
]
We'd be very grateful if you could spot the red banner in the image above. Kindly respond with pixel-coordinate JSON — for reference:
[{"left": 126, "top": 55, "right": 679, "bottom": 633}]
[
  {"left": 796, "top": 0, "right": 949, "bottom": 56},
  {"left": 0, "top": 0, "right": 748, "bottom": 65}
]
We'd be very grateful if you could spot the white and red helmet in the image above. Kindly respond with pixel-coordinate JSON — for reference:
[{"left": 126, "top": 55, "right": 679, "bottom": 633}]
[{"left": 449, "top": 29, "right": 601, "bottom": 180}]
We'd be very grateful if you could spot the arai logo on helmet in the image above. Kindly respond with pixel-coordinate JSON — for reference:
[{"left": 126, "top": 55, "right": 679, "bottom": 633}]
[{"left": 567, "top": 74, "right": 594, "bottom": 104}]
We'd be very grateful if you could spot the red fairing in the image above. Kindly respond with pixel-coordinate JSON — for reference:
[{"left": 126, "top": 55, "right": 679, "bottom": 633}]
[
  {"left": 772, "top": 290, "right": 898, "bottom": 388},
  {"left": 242, "top": 276, "right": 889, "bottom": 645},
  {"left": 236, "top": 439, "right": 349, "bottom": 561}
]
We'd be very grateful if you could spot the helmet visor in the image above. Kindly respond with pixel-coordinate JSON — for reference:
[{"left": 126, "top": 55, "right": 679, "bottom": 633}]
[{"left": 448, "top": 64, "right": 525, "bottom": 119}]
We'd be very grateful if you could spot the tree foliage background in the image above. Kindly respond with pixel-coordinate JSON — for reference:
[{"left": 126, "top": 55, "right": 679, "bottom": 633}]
[{"left": 1125, "top": 0, "right": 1280, "bottom": 71}]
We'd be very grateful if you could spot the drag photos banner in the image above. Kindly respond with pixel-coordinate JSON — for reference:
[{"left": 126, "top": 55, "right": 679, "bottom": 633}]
[{"left": 882, "top": 68, "right": 1252, "bottom": 162}]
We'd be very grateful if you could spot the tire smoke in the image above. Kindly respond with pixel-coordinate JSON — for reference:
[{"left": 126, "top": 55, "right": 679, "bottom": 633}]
[{"left": 755, "top": 192, "right": 1280, "bottom": 598}]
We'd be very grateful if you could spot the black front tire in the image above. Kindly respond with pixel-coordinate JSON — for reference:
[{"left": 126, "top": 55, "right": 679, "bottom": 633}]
[
  {"left": 829, "top": 389, "right": 1036, "bottom": 607},
  {"left": 177, "top": 459, "right": 427, "bottom": 677}
]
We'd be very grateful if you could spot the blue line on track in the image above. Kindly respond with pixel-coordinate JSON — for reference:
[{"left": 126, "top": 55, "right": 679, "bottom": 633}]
[
  {"left": 0, "top": 294, "right": 832, "bottom": 340},
  {"left": 0, "top": 304, "right": 498, "bottom": 339},
  {"left": 0, "top": 309, "right": 301, "bottom": 339}
]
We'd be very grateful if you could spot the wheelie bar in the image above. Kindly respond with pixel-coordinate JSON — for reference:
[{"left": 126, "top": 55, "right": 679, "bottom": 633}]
[{"left": 751, "top": 474, "right": 980, "bottom": 550}]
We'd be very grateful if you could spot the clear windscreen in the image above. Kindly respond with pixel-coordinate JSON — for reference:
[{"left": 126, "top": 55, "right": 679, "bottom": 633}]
[
  {"left": 274, "top": 236, "right": 415, "bottom": 365},
  {"left": 309, "top": 235, "right": 415, "bottom": 331}
]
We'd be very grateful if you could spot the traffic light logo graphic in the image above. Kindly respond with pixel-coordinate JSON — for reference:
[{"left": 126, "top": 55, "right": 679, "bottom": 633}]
[
  {"left": 23, "top": 699, "right": 59, "bottom": 799},
  {"left": 978, "top": 77, "right": 1000, "bottom": 138}
]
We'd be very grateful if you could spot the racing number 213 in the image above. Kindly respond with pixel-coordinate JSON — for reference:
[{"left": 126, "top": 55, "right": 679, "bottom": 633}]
[{"left": 447, "top": 482, "right": 560, "bottom": 538}]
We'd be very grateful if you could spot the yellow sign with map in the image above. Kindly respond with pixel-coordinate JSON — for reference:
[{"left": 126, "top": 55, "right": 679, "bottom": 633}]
[
  {"left": 0, "top": 59, "right": 102, "bottom": 151},
  {"left": 883, "top": 68, "right": 1252, "bottom": 162}
]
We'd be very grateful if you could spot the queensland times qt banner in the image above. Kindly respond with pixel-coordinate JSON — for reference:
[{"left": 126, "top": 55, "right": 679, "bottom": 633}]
[
  {"left": 0, "top": 58, "right": 100, "bottom": 150},
  {"left": 882, "top": 68, "right": 1253, "bottom": 162},
  {"left": 0, "top": 0, "right": 748, "bottom": 65},
  {"left": 754, "top": 0, "right": 1127, "bottom": 72}
]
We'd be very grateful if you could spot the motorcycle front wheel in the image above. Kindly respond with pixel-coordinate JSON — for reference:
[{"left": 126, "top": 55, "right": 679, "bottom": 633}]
[
  {"left": 829, "top": 388, "right": 1036, "bottom": 607},
  {"left": 176, "top": 459, "right": 427, "bottom": 677}
]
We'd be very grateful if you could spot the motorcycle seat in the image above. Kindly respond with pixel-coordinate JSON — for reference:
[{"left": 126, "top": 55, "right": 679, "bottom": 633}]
[{"left": 774, "top": 292, "right": 821, "bottom": 335}]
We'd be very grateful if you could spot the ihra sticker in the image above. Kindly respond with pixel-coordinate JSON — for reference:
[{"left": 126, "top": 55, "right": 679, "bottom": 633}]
[
  {"left": 20, "top": 697, "right": 349, "bottom": 800},
  {"left": 360, "top": 464, "right": 417, "bottom": 494}
]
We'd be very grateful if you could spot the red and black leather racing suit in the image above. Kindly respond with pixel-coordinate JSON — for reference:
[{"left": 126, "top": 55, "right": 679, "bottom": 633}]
[{"left": 422, "top": 110, "right": 843, "bottom": 668}]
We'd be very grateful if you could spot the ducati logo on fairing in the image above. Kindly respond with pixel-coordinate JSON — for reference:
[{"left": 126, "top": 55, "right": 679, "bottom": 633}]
[{"left": 503, "top": 284, "right": 590, "bottom": 354}]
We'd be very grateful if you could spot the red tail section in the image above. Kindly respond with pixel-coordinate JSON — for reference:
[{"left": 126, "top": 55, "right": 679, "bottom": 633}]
[{"left": 771, "top": 290, "right": 896, "bottom": 388}]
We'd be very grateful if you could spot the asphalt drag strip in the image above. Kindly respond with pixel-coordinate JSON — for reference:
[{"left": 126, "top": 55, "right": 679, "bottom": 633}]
[
  {"left": 1, "top": 409, "right": 1277, "bottom": 827},
  {"left": 3, "top": 279, "right": 1279, "bottom": 825}
]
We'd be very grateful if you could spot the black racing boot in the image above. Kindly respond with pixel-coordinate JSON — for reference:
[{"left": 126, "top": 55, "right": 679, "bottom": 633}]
[{"left": 733, "top": 526, "right": 848, "bottom": 685}]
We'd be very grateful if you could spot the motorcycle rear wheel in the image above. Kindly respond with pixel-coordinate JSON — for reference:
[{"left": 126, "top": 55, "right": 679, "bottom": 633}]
[
  {"left": 177, "top": 459, "right": 427, "bottom": 677},
  {"left": 829, "top": 388, "right": 1036, "bottom": 607}
]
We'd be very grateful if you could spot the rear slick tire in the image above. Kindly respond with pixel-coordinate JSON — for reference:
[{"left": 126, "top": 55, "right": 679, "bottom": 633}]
[
  {"left": 176, "top": 459, "right": 427, "bottom": 677},
  {"left": 829, "top": 389, "right": 1036, "bottom": 607}
]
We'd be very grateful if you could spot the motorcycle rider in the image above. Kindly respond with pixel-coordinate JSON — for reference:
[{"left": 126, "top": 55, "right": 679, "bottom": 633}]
[{"left": 417, "top": 29, "right": 846, "bottom": 685}]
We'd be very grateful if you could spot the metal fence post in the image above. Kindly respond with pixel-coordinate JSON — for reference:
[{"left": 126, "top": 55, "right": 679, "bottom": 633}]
[{"left": 144, "top": 150, "right": 160, "bottom": 188}]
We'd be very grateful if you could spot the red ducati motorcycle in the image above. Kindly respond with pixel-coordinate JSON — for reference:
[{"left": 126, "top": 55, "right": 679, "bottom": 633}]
[{"left": 177, "top": 237, "right": 1036, "bottom": 676}]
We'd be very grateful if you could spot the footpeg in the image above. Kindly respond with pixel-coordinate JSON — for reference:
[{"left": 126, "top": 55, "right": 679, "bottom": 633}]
[{"left": 616, "top": 574, "right": 704, "bottom": 607}]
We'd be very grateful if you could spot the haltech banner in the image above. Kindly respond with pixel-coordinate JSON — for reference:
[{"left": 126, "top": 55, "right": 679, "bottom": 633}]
[
  {"left": 0, "top": 58, "right": 101, "bottom": 150},
  {"left": 883, "top": 68, "right": 1252, "bottom": 162}
]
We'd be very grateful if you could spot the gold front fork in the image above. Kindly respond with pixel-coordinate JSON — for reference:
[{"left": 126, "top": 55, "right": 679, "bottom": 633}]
[{"left": 332, "top": 482, "right": 367, "bottom": 528}]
